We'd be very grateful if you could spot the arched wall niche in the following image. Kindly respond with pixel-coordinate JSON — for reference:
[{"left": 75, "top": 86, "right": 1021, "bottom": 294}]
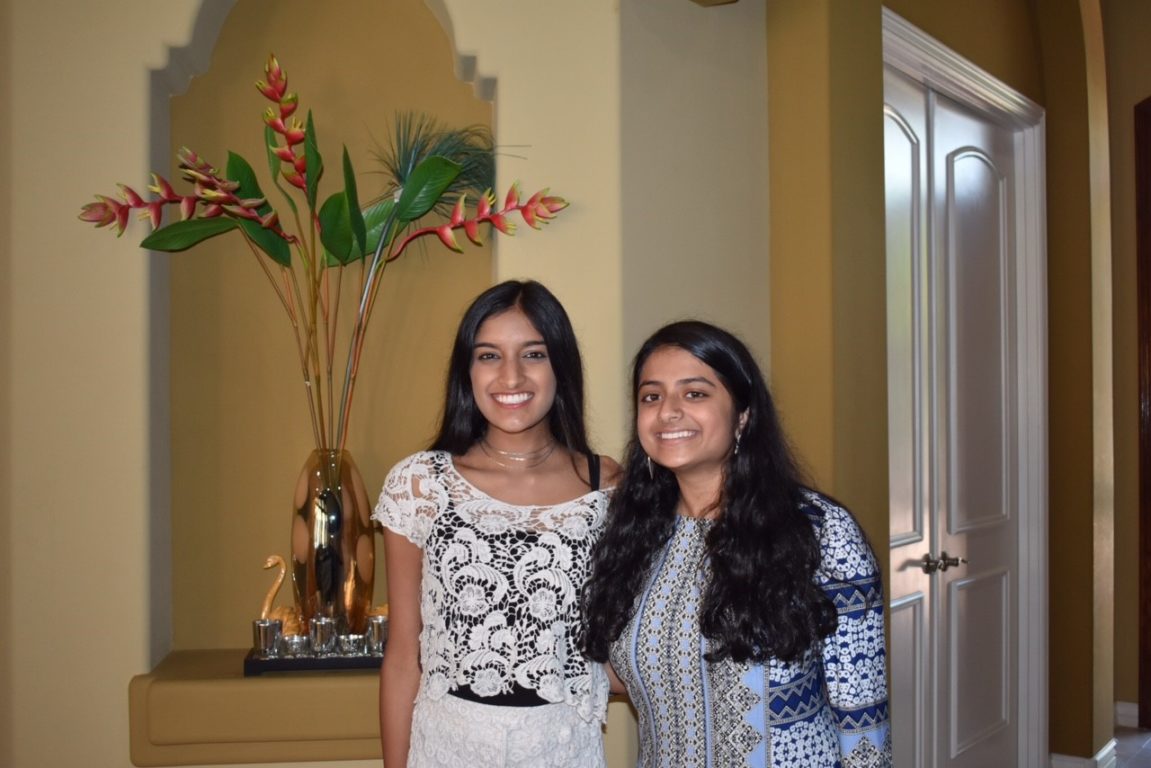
[{"left": 160, "top": 0, "right": 496, "bottom": 651}]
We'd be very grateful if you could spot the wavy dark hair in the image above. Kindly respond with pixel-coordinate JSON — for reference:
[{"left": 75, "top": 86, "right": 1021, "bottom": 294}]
[
  {"left": 430, "top": 280, "right": 591, "bottom": 456},
  {"left": 581, "top": 320, "right": 837, "bottom": 664}
]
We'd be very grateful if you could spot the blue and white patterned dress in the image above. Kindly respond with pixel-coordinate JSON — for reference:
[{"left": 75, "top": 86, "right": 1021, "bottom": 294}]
[{"left": 609, "top": 491, "right": 892, "bottom": 768}]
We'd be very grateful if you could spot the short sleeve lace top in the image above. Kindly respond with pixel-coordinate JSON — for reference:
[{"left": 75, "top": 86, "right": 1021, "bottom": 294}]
[{"left": 372, "top": 450, "right": 611, "bottom": 723}]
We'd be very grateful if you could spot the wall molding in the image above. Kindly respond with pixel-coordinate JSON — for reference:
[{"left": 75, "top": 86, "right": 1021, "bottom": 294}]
[
  {"left": 1050, "top": 739, "right": 1117, "bottom": 768},
  {"left": 1116, "top": 700, "right": 1139, "bottom": 728}
]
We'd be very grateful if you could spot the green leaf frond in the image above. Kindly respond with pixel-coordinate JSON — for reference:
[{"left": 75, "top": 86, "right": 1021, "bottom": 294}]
[{"left": 374, "top": 112, "right": 495, "bottom": 217}]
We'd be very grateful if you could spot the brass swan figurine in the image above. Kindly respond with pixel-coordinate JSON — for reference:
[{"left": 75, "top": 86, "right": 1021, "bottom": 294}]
[{"left": 261, "top": 554, "right": 303, "bottom": 636}]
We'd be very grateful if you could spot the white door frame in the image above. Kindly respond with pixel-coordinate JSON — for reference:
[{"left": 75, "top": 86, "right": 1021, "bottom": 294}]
[{"left": 882, "top": 9, "right": 1048, "bottom": 767}]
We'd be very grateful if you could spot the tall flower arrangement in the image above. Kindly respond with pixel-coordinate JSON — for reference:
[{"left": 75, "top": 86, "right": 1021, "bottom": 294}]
[{"left": 80, "top": 54, "right": 567, "bottom": 452}]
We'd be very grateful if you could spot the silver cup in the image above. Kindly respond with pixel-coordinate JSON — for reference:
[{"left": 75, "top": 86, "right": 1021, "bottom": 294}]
[
  {"left": 366, "top": 615, "right": 388, "bottom": 655},
  {"left": 252, "top": 618, "right": 283, "bottom": 659},
  {"left": 279, "top": 634, "right": 311, "bottom": 657},
  {"left": 310, "top": 616, "right": 337, "bottom": 656},
  {"left": 338, "top": 633, "right": 366, "bottom": 656}
]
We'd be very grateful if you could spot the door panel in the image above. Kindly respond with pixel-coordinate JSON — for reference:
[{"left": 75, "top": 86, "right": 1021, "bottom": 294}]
[
  {"left": 885, "top": 67, "right": 934, "bottom": 768},
  {"left": 891, "top": 594, "right": 928, "bottom": 767},
  {"left": 885, "top": 70, "right": 1021, "bottom": 768},
  {"left": 934, "top": 92, "right": 1019, "bottom": 767},
  {"left": 949, "top": 570, "right": 1010, "bottom": 756}
]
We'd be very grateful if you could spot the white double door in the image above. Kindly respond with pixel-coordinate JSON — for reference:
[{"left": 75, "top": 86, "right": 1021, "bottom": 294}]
[{"left": 883, "top": 14, "right": 1047, "bottom": 768}]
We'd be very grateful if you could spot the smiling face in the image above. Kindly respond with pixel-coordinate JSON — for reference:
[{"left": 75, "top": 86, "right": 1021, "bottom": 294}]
[
  {"left": 469, "top": 307, "right": 557, "bottom": 445},
  {"left": 636, "top": 345, "right": 746, "bottom": 483}
]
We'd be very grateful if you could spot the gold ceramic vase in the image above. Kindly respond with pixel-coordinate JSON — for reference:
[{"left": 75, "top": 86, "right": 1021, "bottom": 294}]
[{"left": 291, "top": 449, "right": 374, "bottom": 634}]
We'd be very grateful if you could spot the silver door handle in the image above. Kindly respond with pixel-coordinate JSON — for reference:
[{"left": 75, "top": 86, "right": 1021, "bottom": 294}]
[{"left": 920, "top": 552, "right": 968, "bottom": 574}]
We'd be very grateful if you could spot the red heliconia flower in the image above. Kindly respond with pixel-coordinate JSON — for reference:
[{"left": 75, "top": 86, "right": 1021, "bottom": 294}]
[
  {"left": 78, "top": 196, "right": 128, "bottom": 234},
  {"left": 142, "top": 201, "right": 164, "bottom": 230},
  {"left": 463, "top": 218, "right": 483, "bottom": 246},
  {"left": 180, "top": 196, "right": 198, "bottom": 221},
  {"left": 519, "top": 190, "right": 569, "bottom": 229},
  {"left": 177, "top": 147, "right": 213, "bottom": 174},
  {"left": 539, "top": 195, "right": 568, "bottom": 214},
  {"left": 118, "top": 183, "right": 145, "bottom": 207},
  {"left": 476, "top": 191, "right": 494, "bottom": 219},
  {"left": 256, "top": 54, "right": 287, "bottom": 102},
  {"left": 449, "top": 195, "right": 467, "bottom": 227},
  {"left": 283, "top": 170, "right": 306, "bottom": 190},
  {"left": 435, "top": 224, "right": 461, "bottom": 252},
  {"left": 148, "top": 174, "right": 180, "bottom": 202},
  {"left": 387, "top": 184, "right": 564, "bottom": 264},
  {"left": 279, "top": 93, "right": 299, "bottom": 119},
  {"left": 503, "top": 183, "right": 520, "bottom": 210},
  {"left": 283, "top": 122, "right": 306, "bottom": 146},
  {"left": 489, "top": 213, "right": 514, "bottom": 235}
]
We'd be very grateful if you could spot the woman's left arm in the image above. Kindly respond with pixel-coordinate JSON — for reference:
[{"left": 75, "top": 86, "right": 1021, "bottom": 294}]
[{"left": 816, "top": 502, "right": 893, "bottom": 767}]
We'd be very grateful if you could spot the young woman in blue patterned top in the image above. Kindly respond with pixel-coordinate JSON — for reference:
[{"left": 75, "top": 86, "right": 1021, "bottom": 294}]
[{"left": 582, "top": 321, "right": 891, "bottom": 767}]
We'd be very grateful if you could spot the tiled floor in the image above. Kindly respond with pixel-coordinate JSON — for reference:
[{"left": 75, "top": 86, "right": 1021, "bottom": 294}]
[{"left": 1118, "top": 726, "right": 1151, "bottom": 767}]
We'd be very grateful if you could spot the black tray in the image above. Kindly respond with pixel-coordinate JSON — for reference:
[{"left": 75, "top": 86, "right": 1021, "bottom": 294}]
[{"left": 243, "top": 648, "right": 383, "bottom": 676}]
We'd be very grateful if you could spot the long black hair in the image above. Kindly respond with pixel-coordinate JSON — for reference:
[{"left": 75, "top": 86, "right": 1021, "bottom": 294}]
[
  {"left": 581, "top": 320, "right": 837, "bottom": 664},
  {"left": 430, "top": 280, "right": 591, "bottom": 456}
]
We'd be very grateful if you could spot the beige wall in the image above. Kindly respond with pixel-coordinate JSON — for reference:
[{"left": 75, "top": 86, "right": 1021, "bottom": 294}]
[
  {"left": 1101, "top": 0, "right": 1150, "bottom": 710},
  {"left": 620, "top": 0, "right": 771, "bottom": 372},
  {"left": 429, "top": 0, "right": 629, "bottom": 461},
  {"left": 5, "top": 3, "right": 205, "bottom": 765}
]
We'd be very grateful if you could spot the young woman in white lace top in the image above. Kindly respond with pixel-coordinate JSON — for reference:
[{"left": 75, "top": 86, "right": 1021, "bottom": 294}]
[{"left": 374, "top": 280, "right": 619, "bottom": 768}]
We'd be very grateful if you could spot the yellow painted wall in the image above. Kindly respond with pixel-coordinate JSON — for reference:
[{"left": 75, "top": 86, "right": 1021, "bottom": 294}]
[
  {"left": 1101, "top": 0, "right": 1151, "bottom": 710},
  {"left": 0, "top": 0, "right": 13, "bottom": 762},
  {"left": 1036, "top": 0, "right": 1117, "bottom": 754},
  {"left": 765, "top": 0, "right": 889, "bottom": 570}
]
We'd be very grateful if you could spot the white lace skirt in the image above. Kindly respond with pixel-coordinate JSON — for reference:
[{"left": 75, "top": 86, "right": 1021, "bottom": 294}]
[{"left": 408, "top": 692, "right": 606, "bottom": 768}]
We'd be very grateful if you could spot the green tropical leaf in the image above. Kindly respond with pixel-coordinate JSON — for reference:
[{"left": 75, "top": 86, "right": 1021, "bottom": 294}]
[
  {"left": 140, "top": 218, "right": 238, "bottom": 252},
  {"left": 226, "top": 151, "right": 291, "bottom": 266},
  {"left": 265, "top": 124, "right": 298, "bottom": 217},
  {"left": 304, "top": 110, "right": 322, "bottom": 211},
  {"left": 361, "top": 197, "right": 398, "bottom": 260},
  {"left": 343, "top": 146, "right": 366, "bottom": 255},
  {"left": 395, "top": 156, "right": 461, "bottom": 222},
  {"left": 319, "top": 191, "right": 354, "bottom": 265}
]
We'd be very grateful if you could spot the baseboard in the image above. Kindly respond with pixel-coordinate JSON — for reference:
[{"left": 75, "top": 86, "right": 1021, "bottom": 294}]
[
  {"left": 1050, "top": 739, "right": 1117, "bottom": 768},
  {"left": 1116, "top": 700, "right": 1139, "bottom": 729}
]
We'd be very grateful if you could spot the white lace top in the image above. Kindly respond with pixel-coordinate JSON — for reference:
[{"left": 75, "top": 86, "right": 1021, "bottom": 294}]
[{"left": 373, "top": 450, "right": 611, "bottom": 722}]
